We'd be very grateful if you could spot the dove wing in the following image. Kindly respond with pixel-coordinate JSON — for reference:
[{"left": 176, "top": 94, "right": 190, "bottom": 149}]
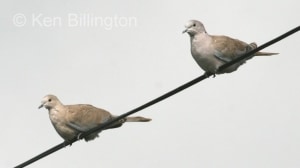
[
  {"left": 211, "top": 35, "right": 253, "bottom": 62},
  {"left": 66, "top": 104, "right": 112, "bottom": 132}
]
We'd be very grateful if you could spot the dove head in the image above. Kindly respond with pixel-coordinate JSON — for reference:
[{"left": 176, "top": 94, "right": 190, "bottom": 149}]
[
  {"left": 39, "top": 94, "right": 62, "bottom": 110},
  {"left": 183, "top": 20, "right": 207, "bottom": 36}
]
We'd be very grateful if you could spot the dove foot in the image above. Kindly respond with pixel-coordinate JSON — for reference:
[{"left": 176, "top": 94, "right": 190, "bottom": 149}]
[
  {"left": 63, "top": 140, "right": 73, "bottom": 147},
  {"left": 77, "top": 132, "right": 86, "bottom": 140},
  {"left": 203, "top": 71, "right": 216, "bottom": 78}
]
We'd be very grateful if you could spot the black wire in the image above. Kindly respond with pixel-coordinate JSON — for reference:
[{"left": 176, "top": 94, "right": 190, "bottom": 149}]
[
  {"left": 15, "top": 25, "right": 299, "bottom": 168},
  {"left": 15, "top": 143, "right": 66, "bottom": 168}
]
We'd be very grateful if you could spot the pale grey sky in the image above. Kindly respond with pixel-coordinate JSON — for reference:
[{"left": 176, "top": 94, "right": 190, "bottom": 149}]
[{"left": 1, "top": 0, "right": 300, "bottom": 168}]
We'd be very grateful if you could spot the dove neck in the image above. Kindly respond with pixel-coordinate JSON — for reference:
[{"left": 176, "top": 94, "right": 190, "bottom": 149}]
[
  {"left": 191, "top": 32, "right": 211, "bottom": 45},
  {"left": 47, "top": 102, "right": 64, "bottom": 111},
  {"left": 48, "top": 103, "right": 66, "bottom": 124}
]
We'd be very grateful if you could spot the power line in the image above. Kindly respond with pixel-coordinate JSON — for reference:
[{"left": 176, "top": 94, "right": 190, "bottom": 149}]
[{"left": 15, "top": 25, "right": 299, "bottom": 168}]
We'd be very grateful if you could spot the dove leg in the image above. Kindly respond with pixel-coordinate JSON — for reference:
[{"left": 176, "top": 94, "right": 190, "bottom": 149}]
[
  {"left": 63, "top": 140, "right": 73, "bottom": 147},
  {"left": 204, "top": 71, "right": 216, "bottom": 78}
]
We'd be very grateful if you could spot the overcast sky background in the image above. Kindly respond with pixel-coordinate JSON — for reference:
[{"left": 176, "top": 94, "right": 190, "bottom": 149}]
[{"left": 1, "top": 0, "right": 299, "bottom": 168}]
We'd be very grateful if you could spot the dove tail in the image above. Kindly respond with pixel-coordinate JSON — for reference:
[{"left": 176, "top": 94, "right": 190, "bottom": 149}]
[
  {"left": 254, "top": 52, "right": 279, "bottom": 56},
  {"left": 105, "top": 116, "right": 151, "bottom": 130},
  {"left": 248, "top": 42, "right": 278, "bottom": 56},
  {"left": 125, "top": 116, "right": 152, "bottom": 122}
]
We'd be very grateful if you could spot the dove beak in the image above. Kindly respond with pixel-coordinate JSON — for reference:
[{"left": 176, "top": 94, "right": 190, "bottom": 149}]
[
  {"left": 38, "top": 102, "right": 45, "bottom": 109},
  {"left": 182, "top": 28, "right": 188, "bottom": 34},
  {"left": 38, "top": 104, "right": 44, "bottom": 109}
]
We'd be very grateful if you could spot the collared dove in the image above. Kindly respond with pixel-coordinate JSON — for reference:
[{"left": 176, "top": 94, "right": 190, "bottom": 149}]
[
  {"left": 183, "top": 20, "right": 278, "bottom": 75},
  {"left": 39, "top": 94, "right": 151, "bottom": 142}
]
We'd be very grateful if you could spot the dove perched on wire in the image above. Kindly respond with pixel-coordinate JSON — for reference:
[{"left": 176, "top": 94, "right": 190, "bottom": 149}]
[
  {"left": 39, "top": 94, "right": 151, "bottom": 142},
  {"left": 183, "top": 20, "right": 278, "bottom": 75}
]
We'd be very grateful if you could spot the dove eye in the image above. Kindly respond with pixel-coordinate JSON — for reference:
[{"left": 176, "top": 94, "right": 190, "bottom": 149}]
[
  {"left": 193, "top": 23, "right": 196, "bottom": 27},
  {"left": 48, "top": 98, "right": 52, "bottom": 102}
]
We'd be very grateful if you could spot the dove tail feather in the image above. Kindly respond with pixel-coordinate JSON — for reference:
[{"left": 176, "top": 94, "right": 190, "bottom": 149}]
[
  {"left": 249, "top": 43, "right": 278, "bottom": 56},
  {"left": 125, "top": 116, "right": 152, "bottom": 122},
  {"left": 105, "top": 116, "right": 151, "bottom": 130},
  {"left": 254, "top": 52, "right": 279, "bottom": 56}
]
